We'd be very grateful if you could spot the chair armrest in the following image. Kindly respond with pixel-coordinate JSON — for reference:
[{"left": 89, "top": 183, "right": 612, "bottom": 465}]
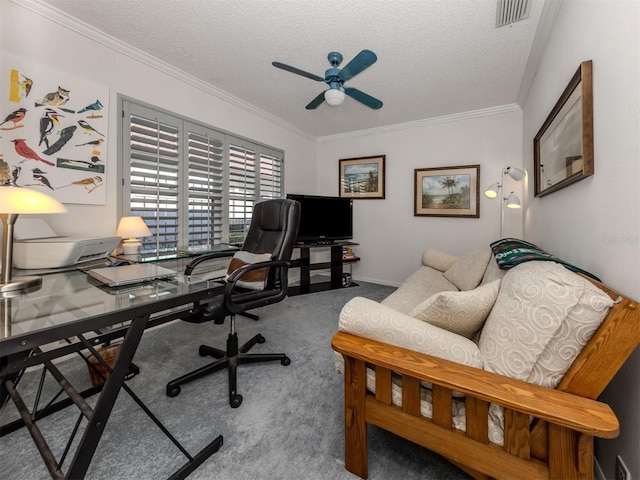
[
  {"left": 331, "top": 331, "right": 619, "bottom": 439},
  {"left": 184, "top": 250, "right": 238, "bottom": 276},
  {"left": 224, "top": 260, "right": 291, "bottom": 313}
]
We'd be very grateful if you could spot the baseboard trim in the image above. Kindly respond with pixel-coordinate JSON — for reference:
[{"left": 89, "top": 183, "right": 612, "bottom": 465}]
[{"left": 594, "top": 458, "right": 606, "bottom": 480}]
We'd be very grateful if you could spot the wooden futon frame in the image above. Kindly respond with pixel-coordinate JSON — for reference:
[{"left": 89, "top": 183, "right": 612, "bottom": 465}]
[{"left": 332, "top": 277, "right": 640, "bottom": 480}]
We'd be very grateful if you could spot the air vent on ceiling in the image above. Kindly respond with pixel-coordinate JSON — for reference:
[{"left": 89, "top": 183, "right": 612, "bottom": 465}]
[{"left": 496, "top": 0, "right": 531, "bottom": 28}]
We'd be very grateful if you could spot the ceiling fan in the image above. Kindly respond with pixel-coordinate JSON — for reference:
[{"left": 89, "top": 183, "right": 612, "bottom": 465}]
[{"left": 272, "top": 50, "right": 383, "bottom": 110}]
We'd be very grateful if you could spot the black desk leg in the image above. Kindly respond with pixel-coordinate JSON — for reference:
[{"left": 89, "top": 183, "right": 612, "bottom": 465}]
[{"left": 65, "top": 315, "right": 149, "bottom": 479}]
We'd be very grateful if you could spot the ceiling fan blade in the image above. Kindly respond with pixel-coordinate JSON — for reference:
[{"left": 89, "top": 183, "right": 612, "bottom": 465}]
[
  {"left": 272, "top": 61, "right": 325, "bottom": 82},
  {"left": 305, "top": 91, "right": 327, "bottom": 110},
  {"left": 338, "top": 50, "right": 377, "bottom": 82},
  {"left": 344, "top": 87, "right": 383, "bottom": 109}
]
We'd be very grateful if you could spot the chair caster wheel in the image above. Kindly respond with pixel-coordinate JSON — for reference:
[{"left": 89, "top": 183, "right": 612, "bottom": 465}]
[
  {"left": 282, "top": 356, "right": 291, "bottom": 366},
  {"left": 166, "top": 385, "right": 181, "bottom": 397},
  {"left": 230, "top": 394, "right": 243, "bottom": 408},
  {"left": 257, "top": 335, "right": 266, "bottom": 344}
]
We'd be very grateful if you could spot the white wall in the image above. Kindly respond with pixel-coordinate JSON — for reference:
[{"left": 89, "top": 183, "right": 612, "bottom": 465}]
[
  {"left": 316, "top": 108, "right": 524, "bottom": 286},
  {"left": 0, "top": 0, "right": 317, "bottom": 238},
  {"left": 522, "top": 1, "right": 640, "bottom": 478}
]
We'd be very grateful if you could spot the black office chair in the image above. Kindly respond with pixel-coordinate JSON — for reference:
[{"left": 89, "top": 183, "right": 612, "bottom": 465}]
[{"left": 166, "top": 198, "right": 300, "bottom": 408}]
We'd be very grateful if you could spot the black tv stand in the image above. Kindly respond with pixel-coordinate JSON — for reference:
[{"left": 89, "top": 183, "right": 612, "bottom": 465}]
[{"left": 289, "top": 241, "right": 358, "bottom": 295}]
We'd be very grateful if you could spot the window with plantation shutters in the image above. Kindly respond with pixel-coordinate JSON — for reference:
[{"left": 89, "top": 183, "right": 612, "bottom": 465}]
[{"left": 121, "top": 99, "right": 284, "bottom": 253}]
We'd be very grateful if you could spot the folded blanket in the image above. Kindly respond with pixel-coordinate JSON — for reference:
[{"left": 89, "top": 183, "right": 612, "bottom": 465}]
[{"left": 490, "top": 238, "right": 601, "bottom": 281}]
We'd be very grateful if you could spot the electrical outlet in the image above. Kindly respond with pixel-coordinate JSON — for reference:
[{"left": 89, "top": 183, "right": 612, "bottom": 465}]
[{"left": 616, "top": 455, "right": 631, "bottom": 480}]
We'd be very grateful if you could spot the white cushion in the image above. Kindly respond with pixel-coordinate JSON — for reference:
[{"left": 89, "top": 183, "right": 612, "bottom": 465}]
[
  {"left": 422, "top": 248, "right": 459, "bottom": 272},
  {"left": 381, "top": 266, "right": 458, "bottom": 315},
  {"left": 339, "top": 296, "right": 484, "bottom": 368},
  {"left": 226, "top": 251, "right": 271, "bottom": 290},
  {"left": 479, "top": 262, "right": 613, "bottom": 387},
  {"left": 444, "top": 248, "right": 491, "bottom": 291},
  {"left": 409, "top": 280, "right": 501, "bottom": 339}
]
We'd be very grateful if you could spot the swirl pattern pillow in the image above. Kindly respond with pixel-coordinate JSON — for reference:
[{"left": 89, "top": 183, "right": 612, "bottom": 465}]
[
  {"left": 408, "top": 280, "right": 501, "bottom": 339},
  {"left": 479, "top": 261, "right": 613, "bottom": 387}
]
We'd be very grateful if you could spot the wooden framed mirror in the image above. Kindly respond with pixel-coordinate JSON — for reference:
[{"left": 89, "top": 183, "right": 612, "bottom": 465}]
[{"left": 534, "top": 60, "right": 593, "bottom": 197}]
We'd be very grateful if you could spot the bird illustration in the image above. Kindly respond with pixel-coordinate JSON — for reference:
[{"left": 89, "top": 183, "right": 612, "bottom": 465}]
[
  {"left": 20, "top": 75, "right": 33, "bottom": 98},
  {"left": 11, "top": 139, "right": 55, "bottom": 166},
  {"left": 75, "top": 175, "right": 103, "bottom": 193},
  {"left": 11, "top": 165, "right": 21, "bottom": 184},
  {"left": 0, "top": 159, "right": 11, "bottom": 185},
  {"left": 39, "top": 108, "right": 63, "bottom": 148},
  {"left": 43, "top": 125, "right": 77, "bottom": 155},
  {"left": 77, "top": 120, "right": 104, "bottom": 136},
  {"left": 75, "top": 139, "right": 103, "bottom": 147},
  {"left": 32, "top": 168, "right": 54, "bottom": 190},
  {"left": 78, "top": 99, "right": 103, "bottom": 114},
  {"left": 0, "top": 108, "right": 27, "bottom": 129}
]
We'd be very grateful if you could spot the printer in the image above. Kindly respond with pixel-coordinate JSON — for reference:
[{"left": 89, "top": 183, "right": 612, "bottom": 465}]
[{"left": 13, "top": 218, "right": 121, "bottom": 270}]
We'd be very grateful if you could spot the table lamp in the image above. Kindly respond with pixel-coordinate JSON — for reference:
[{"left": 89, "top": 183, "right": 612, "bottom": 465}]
[
  {"left": 0, "top": 182, "right": 67, "bottom": 292},
  {"left": 116, "top": 216, "right": 152, "bottom": 254}
]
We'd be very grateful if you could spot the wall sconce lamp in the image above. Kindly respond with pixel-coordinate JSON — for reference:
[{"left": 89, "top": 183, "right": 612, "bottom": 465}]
[
  {"left": 484, "top": 167, "right": 525, "bottom": 237},
  {"left": 0, "top": 182, "right": 67, "bottom": 292},
  {"left": 116, "top": 216, "right": 152, "bottom": 255}
]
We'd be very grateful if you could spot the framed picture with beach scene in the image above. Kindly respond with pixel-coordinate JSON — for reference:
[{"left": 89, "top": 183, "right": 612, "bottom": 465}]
[
  {"left": 414, "top": 164, "right": 480, "bottom": 217},
  {"left": 339, "top": 155, "right": 385, "bottom": 199}
]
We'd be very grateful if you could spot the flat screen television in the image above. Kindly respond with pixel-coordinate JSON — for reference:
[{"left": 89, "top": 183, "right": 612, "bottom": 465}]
[{"left": 286, "top": 194, "right": 353, "bottom": 244}]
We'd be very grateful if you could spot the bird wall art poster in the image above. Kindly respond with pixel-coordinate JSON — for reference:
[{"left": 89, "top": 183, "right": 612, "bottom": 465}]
[{"left": 0, "top": 54, "right": 108, "bottom": 205}]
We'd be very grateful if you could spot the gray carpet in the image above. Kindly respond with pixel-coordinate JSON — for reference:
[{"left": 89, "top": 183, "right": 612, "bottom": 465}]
[{"left": 0, "top": 281, "right": 471, "bottom": 480}]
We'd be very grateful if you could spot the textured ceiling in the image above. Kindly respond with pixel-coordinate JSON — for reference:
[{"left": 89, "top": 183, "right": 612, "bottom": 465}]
[{"left": 39, "top": 0, "right": 550, "bottom": 139}]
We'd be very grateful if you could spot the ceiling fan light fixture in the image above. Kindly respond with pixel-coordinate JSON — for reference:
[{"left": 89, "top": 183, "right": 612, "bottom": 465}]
[{"left": 324, "top": 88, "right": 346, "bottom": 106}]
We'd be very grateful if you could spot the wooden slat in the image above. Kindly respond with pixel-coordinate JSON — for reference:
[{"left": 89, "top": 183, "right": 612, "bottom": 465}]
[
  {"left": 366, "top": 396, "right": 549, "bottom": 480},
  {"left": 548, "top": 424, "right": 593, "bottom": 480},
  {"left": 504, "top": 408, "right": 530, "bottom": 459},
  {"left": 465, "top": 397, "right": 489, "bottom": 443},
  {"left": 374, "top": 367, "right": 392, "bottom": 405},
  {"left": 332, "top": 332, "right": 619, "bottom": 438},
  {"left": 401, "top": 375, "right": 420, "bottom": 416},
  {"left": 432, "top": 384, "right": 452, "bottom": 429}
]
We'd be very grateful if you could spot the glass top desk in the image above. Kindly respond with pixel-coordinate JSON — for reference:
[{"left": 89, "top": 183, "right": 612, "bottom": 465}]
[{"left": 0, "top": 257, "right": 234, "bottom": 480}]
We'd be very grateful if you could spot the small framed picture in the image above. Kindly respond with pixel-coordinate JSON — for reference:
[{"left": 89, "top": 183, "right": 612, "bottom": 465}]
[
  {"left": 339, "top": 155, "right": 385, "bottom": 199},
  {"left": 414, "top": 165, "right": 480, "bottom": 217}
]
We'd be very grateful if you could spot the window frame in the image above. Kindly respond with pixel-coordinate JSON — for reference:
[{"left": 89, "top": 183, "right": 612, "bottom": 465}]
[{"left": 118, "top": 96, "right": 284, "bottom": 252}]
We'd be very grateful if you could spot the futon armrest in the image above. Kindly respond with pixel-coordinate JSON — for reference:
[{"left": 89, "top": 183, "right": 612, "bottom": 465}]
[{"left": 331, "top": 331, "right": 619, "bottom": 439}]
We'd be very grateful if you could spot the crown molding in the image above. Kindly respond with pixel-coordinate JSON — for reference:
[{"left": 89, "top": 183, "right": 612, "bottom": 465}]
[
  {"left": 12, "top": 0, "right": 316, "bottom": 143},
  {"left": 317, "top": 104, "right": 522, "bottom": 143}
]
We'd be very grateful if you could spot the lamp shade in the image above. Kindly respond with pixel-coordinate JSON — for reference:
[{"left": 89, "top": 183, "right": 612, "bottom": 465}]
[
  {"left": 116, "top": 216, "right": 152, "bottom": 239},
  {"left": 506, "top": 167, "right": 526, "bottom": 181},
  {"left": 324, "top": 88, "right": 346, "bottom": 106},
  {"left": 484, "top": 182, "right": 501, "bottom": 198},
  {"left": 0, "top": 183, "right": 67, "bottom": 292},
  {"left": 0, "top": 184, "right": 67, "bottom": 214},
  {"left": 506, "top": 192, "right": 522, "bottom": 208}
]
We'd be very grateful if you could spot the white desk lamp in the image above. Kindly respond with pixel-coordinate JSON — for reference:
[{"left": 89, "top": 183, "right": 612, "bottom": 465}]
[
  {"left": 116, "top": 216, "right": 152, "bottom": 254},
  {"left": 484, "top": 167, "right": 525, "bottom": 238},
  {"left": 0, "top": 182, "right": 67, "bottom": 292}
]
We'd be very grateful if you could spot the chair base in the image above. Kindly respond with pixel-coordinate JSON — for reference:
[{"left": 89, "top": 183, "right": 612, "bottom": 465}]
[{"left": 166, "top": 331, "right": 290, "bottom": 408}]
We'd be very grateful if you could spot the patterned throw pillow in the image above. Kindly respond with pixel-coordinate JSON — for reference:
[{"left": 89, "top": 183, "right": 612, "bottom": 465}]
[
  {"left": 443, "top": 248, "right": 492, "bottom": 291},
  {"left": 409, "top": 280, "right": 501, "bottom": 338},
  {"left": 226, "top": 251, "right": 272, "bottom": 290},
  {"left": 479, "top": 261, "right": 613, "bottom": 387}
]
